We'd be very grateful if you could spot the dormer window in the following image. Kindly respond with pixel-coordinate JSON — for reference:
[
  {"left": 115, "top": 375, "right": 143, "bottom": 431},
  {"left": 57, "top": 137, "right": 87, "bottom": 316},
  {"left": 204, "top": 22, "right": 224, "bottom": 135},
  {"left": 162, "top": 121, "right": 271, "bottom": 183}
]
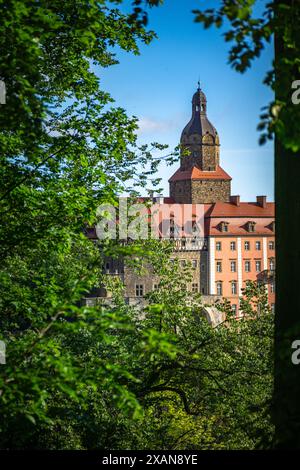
[
  {"left": 270, "top": 221, "right": 275, "bottom": 232},
  {"left": 247, "top": 221, "right": 256, "bottom": 232},
  {"left": 219, "top": 221, "right": 229, "bottom": 233}
]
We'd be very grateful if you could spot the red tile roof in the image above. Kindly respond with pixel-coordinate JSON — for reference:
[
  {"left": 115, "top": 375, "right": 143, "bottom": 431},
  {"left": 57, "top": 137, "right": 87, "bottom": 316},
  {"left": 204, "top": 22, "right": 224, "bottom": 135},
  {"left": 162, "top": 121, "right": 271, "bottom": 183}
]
[
  {"left": 86, "top": 198, "right": 275, "bottom": 239},
  {"left": 207, "top": 224, "right": 274, "bottom": 236},
  {"left": 203, "top": 201, "right": 275, "bottom": 235},
  {"left": 169, "top": 165, "right": 232, "bottom": 182},
  {"left": 205, "top": 201, "right": 275, "bottom": 218}
]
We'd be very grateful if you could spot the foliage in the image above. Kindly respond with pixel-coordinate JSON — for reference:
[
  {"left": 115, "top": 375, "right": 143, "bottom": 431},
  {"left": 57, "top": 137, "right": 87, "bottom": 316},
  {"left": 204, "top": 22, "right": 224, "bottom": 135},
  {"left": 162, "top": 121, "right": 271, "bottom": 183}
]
[
  {"left": 0, "top": 0, "right": 172, "bottom": 448},
  {"left": 1, "top": 235, "right": 274, "bottom": 449},
  {"left": 0, "top": 0, "right": 275, "bottom": 450},
  {"left": 78, "top": 246, "right": 274, "bottom": 450}
]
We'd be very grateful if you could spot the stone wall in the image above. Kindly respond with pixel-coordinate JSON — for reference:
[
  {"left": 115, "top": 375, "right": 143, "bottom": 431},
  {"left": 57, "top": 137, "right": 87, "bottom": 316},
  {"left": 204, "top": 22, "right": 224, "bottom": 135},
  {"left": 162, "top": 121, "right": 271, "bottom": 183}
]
[
  {"left": 180, "top": 134, "right": 202, "bottom": 170},
  {"left": 170, "top": 179, "right": 231, "bottom": 204},
  {"left": 122, "top": 250, "right": 207, "bottom": 298},
  {"left": 180, "top": 140, "right": 220, "bottom": 171},
  {"left": 169, "top": 180, "right": 192, "bottom": 204},
  {"left": 123, "top": 262, "right": 158, "bottom": 298},
  {"left": 191, "top": 179, "right": 231, "bottom": 203},
  {"left": 202, "top": 143, "right": 217, "bottom": 171},
  {"left": 200, "top": 250, "right": 209, "bottom": 295}
]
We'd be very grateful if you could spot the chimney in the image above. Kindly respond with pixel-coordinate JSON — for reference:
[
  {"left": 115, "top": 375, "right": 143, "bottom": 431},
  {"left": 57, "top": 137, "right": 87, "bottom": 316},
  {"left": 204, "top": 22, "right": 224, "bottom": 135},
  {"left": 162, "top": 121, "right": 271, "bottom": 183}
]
[
  {"left": 256, "top": 196, "right": 267, "bottom": 208},
  {"left": 155, "top": 194, "right": 164, "bottom": 205},
  {"left": 230, "top": 195, "right": 240, "bottom": 206}
]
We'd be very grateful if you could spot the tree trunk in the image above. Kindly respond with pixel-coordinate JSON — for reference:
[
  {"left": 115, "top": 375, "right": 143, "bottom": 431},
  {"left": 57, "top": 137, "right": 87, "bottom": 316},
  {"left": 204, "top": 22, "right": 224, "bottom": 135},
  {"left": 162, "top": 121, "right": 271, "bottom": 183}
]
[{"left": 274, "top": 0, "right": 300, "bottom": 448}]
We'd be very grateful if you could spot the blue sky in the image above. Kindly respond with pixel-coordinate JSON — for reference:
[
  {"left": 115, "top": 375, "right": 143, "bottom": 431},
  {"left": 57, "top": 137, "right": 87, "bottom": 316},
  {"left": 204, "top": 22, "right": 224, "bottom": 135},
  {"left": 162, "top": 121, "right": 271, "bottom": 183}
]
[{"left": 99, "top": 0, "right": 274, "bottom": 201}]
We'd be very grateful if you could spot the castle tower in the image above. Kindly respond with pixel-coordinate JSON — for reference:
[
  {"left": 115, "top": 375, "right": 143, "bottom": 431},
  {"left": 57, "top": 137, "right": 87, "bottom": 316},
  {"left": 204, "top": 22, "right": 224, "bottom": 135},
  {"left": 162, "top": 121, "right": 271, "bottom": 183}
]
[{"left": 169, "top": 85, "right": 232, "bottom": 203}]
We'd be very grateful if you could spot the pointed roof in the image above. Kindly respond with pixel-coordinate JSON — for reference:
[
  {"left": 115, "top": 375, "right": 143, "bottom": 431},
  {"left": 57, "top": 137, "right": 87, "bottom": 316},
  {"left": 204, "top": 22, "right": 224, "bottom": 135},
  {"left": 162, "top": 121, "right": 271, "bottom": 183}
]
[{"left": 181, "top": 86, "right": 218, "bottom": 140}]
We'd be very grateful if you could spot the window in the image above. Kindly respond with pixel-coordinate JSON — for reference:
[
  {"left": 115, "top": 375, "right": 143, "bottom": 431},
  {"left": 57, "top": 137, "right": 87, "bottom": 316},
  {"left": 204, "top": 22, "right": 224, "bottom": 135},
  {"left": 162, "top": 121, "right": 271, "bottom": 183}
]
[
  {"left": 219, "top": 221, "right": 229, "bottom": 232},
  {"left": 192, "top": 259, "right": 197, "bottom": 269},
  {"left": 230, "top": 260, "right": 237, "bottom": 272},
  {"left": 245, "top": 260, "right": 251, "bottom": 272},
  {"left": 231, "top": 281, "right": 238, "bottom": 295},
  {"left": 247, "top": 221, "right": 256, "bottom": 232},
  {"left": 135, "top": 284, "right": 144, "bottom": 297},
  {"left": 105, "top": 262, "right": 110, "bottom": 272},
  {"left": 201, "top": 263, "right": 205, "bottom": 272},
  {"left": 230, "top": 241, "right": 236, "bottom": 251},
  {"left": 270, "top": 258, "right": 275, "bottom": 271},
  {"left": 231, "top": 304, "right": 237, "bottom": 315},
  {"left": 216, "top": 261, "right": 222, "bottom": 273},
  {"left": 192, "top": 283, "right": 199, "bottom": 293},
  {"left": 180, "top": 260, "right": 186, "bottom": 268},
  {"left": 255, "top": 260, "right": 261, "bottom": 272},
  {"left": 153, "top": 284, "right": 158, "bottom": 290},
  {"left": 270, "top": 281, "right": 275, "bottom": 293},
  {"left": 216, "top": 282, "right": 223, "bottom": 296},
  {"left": 255, "top": 241, "right": 261, "bottom": 250},
  {"left": 216, "top": 241, "right": 222, "bottom": 251},
  {"left": 269, "top": 240, "right": 275, "bottom": 250},
  {"left": 244, "top": 241, "right": 250, "bottom": 251}
]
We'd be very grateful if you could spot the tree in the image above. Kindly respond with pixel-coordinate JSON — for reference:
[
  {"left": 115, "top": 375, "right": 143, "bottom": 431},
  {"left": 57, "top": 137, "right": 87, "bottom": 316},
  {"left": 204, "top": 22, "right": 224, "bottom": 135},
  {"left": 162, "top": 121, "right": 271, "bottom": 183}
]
[
  {"left": 0, "top": 0, "right": 173, "bottom": 448},
  {"left": 94, "top": 243, "right": 274, "bottom": 450}
]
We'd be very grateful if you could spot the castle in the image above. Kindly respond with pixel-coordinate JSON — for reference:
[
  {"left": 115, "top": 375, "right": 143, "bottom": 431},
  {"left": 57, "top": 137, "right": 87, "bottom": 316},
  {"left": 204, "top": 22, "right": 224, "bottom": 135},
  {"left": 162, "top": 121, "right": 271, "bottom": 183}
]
[{"left": 85, "top": 86, "right": 275, "bottom": 319}]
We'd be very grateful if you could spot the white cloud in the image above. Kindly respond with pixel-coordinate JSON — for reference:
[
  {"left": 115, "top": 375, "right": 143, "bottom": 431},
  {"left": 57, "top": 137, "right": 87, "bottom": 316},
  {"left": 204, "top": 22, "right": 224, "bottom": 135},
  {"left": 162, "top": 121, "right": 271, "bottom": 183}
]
[{"left": 137, "top": 117, "right": 174, "bottom": 135}]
